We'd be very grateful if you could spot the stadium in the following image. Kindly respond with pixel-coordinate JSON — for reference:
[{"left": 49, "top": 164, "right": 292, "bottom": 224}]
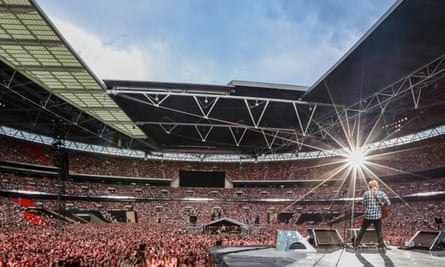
[{"left": 1, "top": 0, "right": 445, "bottom": 266}]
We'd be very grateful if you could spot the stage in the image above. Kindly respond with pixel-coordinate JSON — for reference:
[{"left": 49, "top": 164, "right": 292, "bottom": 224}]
[{"left": 210, "top": 246, "right": 445, "bottom": 267}]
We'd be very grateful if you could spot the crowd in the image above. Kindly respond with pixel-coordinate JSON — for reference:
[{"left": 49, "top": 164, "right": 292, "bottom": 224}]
[
  {"left": 1, "top": 193, "right": 444, "bottom": 266},
  {"left": 1, "top": 134, "right": 445, "bottom": 266},
  {"left": 0, "top": 193, "right": 296, "bottom": 266},
  {"left": 2, "top": 171, "right": 445, "bottom": 202},
  {"left": 0, "top": 214, "right": 219, "bottom": 266},
  {"left": 2, "top": 135, "right": 445, "bottom": 181}
]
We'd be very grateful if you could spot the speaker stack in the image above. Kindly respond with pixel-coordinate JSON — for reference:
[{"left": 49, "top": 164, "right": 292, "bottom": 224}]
[
  {"left": 307, "top": 228, "right": 344, "bottom": 247},
  {"left": 350, "top": 229, "right": 379, "bottom": 246},
  {"left": 189, "top": 215, "right": 197, "bottom": 224},
  {"left": 407, "top": 231, "right": 445, "bottom": 250}
]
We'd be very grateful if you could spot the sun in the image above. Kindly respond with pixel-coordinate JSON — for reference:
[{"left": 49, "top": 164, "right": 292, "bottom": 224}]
[{"left": 347, "top": 148, "right": 368, "bottom": 169}]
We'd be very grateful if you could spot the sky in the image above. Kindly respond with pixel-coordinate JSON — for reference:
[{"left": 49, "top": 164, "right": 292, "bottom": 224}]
[{"left": 36, "top": 0, "right": 396, "bottom": 86}]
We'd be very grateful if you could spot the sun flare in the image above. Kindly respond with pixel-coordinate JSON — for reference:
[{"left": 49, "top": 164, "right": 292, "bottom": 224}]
[{"left": 347, "top": 148, "right": 367, "bottom": 169}]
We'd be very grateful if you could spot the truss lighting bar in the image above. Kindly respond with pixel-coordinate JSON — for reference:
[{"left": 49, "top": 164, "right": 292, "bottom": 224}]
[
  {"left": 108, "top": 86, "right": 232, "bottom": 96},
  {"left": 107, "top": 86, "right": 342, "bottom": 108}
]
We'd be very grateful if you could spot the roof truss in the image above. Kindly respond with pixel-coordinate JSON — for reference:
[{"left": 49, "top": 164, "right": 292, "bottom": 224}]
[
  {"left": 0, "top": 0, "right": 145, "bottom": 139},
  {"left": 107, "top": 86, "right": 342, "bottom": 152}
]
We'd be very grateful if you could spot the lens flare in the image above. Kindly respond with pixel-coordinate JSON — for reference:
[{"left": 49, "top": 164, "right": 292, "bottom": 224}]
[{"left": 347, "top": 148, "right": 367, "bottom": 169}]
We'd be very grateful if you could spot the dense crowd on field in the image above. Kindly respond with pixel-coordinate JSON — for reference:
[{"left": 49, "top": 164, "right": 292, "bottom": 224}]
[
  {"left": 1, "top": 135, "right": 445, "bottom": 266},
  {"left": 1, "top": 194, "right": 444, "bottom": 266}
]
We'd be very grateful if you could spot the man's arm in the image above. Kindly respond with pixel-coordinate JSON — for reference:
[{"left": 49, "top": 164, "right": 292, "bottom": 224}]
[{"left": 381, "top": 191, "right": 391, "bottom": 206}]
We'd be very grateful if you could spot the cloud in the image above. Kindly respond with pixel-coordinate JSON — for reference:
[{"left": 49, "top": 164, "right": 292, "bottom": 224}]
[
  {"left": 228, "top": 10, "right": 362, "bottom": 86},
  {"left": 47, "top": 0, "right": 386, "bottom": 86},
  {"left": 51, "top": 17, "right": 226, "bottom": 84},
  {"left": 52, "top": 18, "right": 159, "bottom": 81}
]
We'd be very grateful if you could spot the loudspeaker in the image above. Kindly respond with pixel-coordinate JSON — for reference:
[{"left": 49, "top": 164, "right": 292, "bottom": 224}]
[
  {"left": 351, "top": 229, "right": 379, "bottom": 245},
  {"left": 307, "top": 229, "right": 343, "bottom": 246},
  {"left": 408, "top": 231, "right": 445, "bottom": 250}
]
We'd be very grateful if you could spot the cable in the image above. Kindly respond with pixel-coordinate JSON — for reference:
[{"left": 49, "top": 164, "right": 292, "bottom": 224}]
[
  {"left": 311, "top": 252, "right": 327, "bottom": 267},
  {"left": 334, "top": 247, "right": 346, "bottom": 267}
]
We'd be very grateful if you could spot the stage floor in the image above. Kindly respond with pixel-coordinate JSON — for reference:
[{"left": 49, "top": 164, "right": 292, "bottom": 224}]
[{"left": 211, "top": 246, "right": 445, "bottom": 267}]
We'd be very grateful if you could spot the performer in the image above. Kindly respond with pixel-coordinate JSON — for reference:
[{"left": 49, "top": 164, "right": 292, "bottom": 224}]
[{"left": 354, "top": 180, "right": 391, "bottom": 250}]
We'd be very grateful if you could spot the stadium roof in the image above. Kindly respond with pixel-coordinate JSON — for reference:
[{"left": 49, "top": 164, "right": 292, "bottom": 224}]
[
  {"left": 0, "top": 0, "right": 145, "bottom": 140},
  {"left": 1, "top": 0, "right": 445, "bottom": 158}
]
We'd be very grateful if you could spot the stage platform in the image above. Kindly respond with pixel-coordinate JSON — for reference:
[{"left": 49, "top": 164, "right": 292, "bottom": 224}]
[{"left": 210, "top": 245, "right": 445, "bottom": 267}]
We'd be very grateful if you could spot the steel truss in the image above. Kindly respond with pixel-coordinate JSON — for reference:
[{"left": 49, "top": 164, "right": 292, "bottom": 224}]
[
  {"left": 0, "top": 69, "right": 135, "bottom": 150},
  {"left": 304, "top": 53, "right": 445, "bottom": 149},
  {"left": 107, "top": 85, "right": 343, "bottom": 153},
  {"left": 106, "top": 54, "right": 445, "bottom": 155}
]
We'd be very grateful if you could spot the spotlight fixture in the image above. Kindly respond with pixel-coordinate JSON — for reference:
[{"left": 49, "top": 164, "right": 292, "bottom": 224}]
[{"left": 383, "top": 117, "right": 408, "bottom": 133}]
